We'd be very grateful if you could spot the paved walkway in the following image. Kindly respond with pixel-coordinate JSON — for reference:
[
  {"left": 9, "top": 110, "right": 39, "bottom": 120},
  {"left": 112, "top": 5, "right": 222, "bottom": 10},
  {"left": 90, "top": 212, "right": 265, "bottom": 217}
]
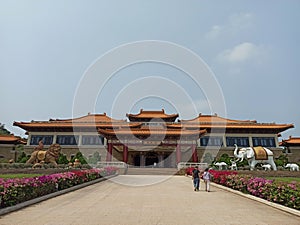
[{"left": 0, "top": 175, "right": 299, "bottom": 225}]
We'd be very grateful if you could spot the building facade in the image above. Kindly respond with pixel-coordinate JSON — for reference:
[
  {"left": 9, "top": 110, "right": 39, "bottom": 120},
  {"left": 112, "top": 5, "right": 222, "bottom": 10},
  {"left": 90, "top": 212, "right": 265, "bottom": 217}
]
[
  {"left": 14, "top": 109, "right": 294, "bottom": 167},
  {"left": 0, "top": 134, "right": 26, "bottom": 161},
  {"left": 280, "top": 136, "right": 300, "bottom": 163}
]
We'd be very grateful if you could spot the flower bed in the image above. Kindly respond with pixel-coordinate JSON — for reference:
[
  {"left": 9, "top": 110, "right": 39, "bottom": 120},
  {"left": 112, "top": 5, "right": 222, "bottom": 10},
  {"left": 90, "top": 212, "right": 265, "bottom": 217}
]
[
  {"left": 0, "top": 167, "right": 117, "bottom": 208},
  {"left": 210, "top": 170, "right": 300, "bottom": 210}
]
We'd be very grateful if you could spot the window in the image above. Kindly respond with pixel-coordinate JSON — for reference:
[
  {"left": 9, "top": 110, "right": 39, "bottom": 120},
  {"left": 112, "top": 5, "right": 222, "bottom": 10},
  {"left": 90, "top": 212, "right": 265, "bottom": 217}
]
[
  {"left": 56, "top": 135, "right": 79, "bottom": 145},
  {"left": 82, "top": 135, "right": 104, "bottom": 145},
  {"left": 30, "top": 135, "right": 53, "bottom": 145},
  {"left": 200, "top": 136, "right": 223, "bottom": 146},
  {"left": 226, "top": 137, "right": 249, "bottom": 147},
  {"left": 252, "top": 137, "right": 276, "bottom": 147}
]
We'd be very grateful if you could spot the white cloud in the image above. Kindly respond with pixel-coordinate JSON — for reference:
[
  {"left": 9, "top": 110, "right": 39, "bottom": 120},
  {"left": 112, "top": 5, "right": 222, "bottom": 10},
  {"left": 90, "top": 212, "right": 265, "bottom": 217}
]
[
  {"left": 205, "top": 12, "right": 254, "bottom": 39},
  {"left": 205, "top": 25, "right": 223, "bottom": 39},
  {"left": 217, "top": 42, "right": 266, "bottom": 64}
]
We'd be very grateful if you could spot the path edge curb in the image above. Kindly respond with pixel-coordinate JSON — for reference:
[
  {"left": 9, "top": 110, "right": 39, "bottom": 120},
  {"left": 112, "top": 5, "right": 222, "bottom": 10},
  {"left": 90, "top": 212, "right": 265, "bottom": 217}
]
[
  {"left": 210, "top": 182, "right": 300, "bottom": 217},
  {"left": 0, "top": 174, "right": 117, "bottom": 216}
]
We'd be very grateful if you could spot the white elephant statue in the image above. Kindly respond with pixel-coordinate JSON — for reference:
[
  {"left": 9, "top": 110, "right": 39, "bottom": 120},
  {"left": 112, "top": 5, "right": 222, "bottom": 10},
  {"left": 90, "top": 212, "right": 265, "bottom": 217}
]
[
  {"left": 261, "top": 164, "right": 271, "bottom": 171},
  {"left": 285, "top": 163, "right": 299, "bottom": 171},
  {"left": 234, "top": 144, "right": 277, "bottom": 171},
  {"left": 214, "top": 162, "right": 227, "bottom": 170}
]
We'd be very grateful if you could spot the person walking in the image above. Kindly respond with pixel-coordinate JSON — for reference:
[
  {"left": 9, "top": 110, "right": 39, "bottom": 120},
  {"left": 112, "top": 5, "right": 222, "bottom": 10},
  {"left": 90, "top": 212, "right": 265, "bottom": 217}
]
[
  {"left": 203, "top": 168, "right": 213, "bottom": 192},
  {"left": 192, "top": 166, "right": 201, "bottom": 191}
]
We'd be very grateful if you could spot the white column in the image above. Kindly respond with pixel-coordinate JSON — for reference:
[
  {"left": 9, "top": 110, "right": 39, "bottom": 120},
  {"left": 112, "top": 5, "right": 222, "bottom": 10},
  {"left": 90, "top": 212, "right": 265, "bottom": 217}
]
[
  {"left": 274, "top": 135, "right": 279, "bottom": 147},
  {"left": 52, "top": 134, "right": 57, "bottom": 144},
  {"left": 222, "top": 136, "right": 227, "bottom": 147},
  {"left": 248, "top": 136, "right": 253, "bottom": 147},
  {"left": 78, "top": 134, "right": 82, "bottom": 146},
  {"left": 197, "top": 139, "right": 200, "bottom": 147},
  {"left": 27, "top": 134, "right": 31, "bottom": 146}
]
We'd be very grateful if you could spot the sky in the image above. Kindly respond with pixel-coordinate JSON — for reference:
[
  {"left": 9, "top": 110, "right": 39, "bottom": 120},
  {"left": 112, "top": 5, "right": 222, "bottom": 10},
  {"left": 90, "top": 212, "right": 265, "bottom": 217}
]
[{"left": 0, "top": 0, "right": 299, "bottom": 140}]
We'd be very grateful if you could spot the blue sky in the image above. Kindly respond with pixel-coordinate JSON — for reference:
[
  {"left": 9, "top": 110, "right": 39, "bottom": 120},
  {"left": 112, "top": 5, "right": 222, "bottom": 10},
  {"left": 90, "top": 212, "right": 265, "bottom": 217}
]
[{"left": 1, "top": 1, "right": 299, "bottom": 140}]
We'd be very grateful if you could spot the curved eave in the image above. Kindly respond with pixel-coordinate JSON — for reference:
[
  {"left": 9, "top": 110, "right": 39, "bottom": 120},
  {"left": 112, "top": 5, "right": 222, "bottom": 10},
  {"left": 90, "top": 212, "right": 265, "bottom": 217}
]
[
  {"left": 0, "top": 135, "right": 24, "bottom": 144},
  {"left": 127, "top": 115, "right": 179, "bottom": 119},
  {"left": 280, "top": 137, "right": 300, "bottom": 146},
  {"left": 49, "top": 113, "right": 126, "bottom": 123},
  {"left": 98, "top": 123, "right": 142, "bottom": 129},
  {"left": 98, "top": 128, "right": 206, "bottom": 137},
  {"left": 172, "top": 123, "right": 294, "bottom": 132},
  {"left": 126, "top": 109, "right": 179, "bottom": 120},
  {"left": 180, "top": 114, "right": 256, "bottom": 124},
  {"left": 13, "top": 121, "right": 141, "bottom": 131}
]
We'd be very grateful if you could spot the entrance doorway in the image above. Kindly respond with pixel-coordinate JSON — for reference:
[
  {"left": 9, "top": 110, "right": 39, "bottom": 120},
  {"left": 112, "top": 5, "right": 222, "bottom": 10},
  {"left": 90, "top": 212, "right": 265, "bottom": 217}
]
[
  {"left": 133, "top": 154, "right": 140, "bottom": 167},
  {"left": 145, "top": 152, "right": 158, "bottom": 167}
]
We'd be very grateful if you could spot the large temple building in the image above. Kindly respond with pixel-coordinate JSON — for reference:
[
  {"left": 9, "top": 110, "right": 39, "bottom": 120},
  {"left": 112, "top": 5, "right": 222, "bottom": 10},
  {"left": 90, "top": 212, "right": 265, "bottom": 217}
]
[{"left": 13, "top": 109, "right": 295, "bottom": 167}]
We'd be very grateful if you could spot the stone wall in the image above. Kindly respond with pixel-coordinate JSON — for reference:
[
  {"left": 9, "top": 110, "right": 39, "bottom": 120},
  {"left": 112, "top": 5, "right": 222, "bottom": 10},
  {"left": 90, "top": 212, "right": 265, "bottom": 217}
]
[
  {"left": 0, "top": 144, "right": 17, "bottom": 161},
  {"left": 24, "top": 145, "right": 106, "bottom": 161},
  {"left": 286, "top": 146, "right": 300, "bottom": 163},
  {"left": 196, "top": 147, "right": 285, "bottom": 162}
]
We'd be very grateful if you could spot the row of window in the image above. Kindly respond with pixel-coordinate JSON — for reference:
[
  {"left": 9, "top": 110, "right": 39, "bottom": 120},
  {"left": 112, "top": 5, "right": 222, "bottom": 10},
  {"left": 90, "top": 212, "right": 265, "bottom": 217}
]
[
  {"left": 30, "top": 135, "right": 276, "bottom": 147},
  {"left": 200, "top": 136, "right": 276, "bottom": 147},
  {"left": 30, "top": 135, "right": 104, "bottom": 146}
]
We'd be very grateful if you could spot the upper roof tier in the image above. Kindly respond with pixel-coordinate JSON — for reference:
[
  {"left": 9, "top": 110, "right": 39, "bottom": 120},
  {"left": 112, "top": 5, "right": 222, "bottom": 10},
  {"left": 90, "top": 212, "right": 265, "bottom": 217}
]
[
  {"left": 174, "top": 113, "right": 294, "bottom": 133},
  {"left": 13, "top": 113, "right": 130, "bottom": 132},
  {"left": 126, "top": 109, "right": 179, "bottom": 122},
  {"left": 179, "top": 113, "right": 257, "bottom": 124},
  {"left": 49, "top": 113, "right": 125, "bottom": 123}
]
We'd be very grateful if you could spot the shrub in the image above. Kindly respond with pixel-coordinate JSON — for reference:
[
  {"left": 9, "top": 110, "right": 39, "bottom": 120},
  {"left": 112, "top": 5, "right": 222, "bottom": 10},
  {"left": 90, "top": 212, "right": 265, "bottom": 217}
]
[
  {"left": 0, "top": 167, "right": 118, "bottom": 208},
  {"left": 57, "top": 153, "right": 69, "bottom": 165},
  {"left": 210, "top": 170, "right": 300, "bottom": 210}
]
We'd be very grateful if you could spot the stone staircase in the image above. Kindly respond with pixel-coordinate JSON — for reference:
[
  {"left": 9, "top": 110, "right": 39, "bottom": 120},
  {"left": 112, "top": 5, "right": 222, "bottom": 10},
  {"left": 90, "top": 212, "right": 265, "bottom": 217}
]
[{"left": 125, "top": 167, "right": 178, "bottom": 175}]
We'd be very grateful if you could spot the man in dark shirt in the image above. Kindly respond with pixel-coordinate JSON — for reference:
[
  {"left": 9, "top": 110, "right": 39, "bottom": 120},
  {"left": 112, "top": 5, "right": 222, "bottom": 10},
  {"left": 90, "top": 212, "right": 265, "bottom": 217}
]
[{"left": 192, "top": 166, "right": 201, "bottom": 191}]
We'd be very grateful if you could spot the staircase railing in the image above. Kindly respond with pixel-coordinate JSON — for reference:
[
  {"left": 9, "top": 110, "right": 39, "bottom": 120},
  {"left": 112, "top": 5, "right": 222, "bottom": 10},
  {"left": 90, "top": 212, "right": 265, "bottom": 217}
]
[{"left": 177, "top": 162, "right": 208, "bottom": 170}]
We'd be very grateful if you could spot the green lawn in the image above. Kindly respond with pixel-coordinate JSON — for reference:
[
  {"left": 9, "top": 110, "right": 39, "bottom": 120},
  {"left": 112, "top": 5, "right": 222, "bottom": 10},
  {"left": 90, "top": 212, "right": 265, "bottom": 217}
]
[
  {"left": 267, "top": 177, "right": 300, "bottom": 184},
  {"left": 0, "top": 174, "right": 43, "bottom": 179}
]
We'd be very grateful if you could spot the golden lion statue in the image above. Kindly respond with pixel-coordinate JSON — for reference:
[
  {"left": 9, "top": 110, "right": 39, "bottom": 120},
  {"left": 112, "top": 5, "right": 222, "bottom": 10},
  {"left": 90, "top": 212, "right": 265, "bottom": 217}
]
[{"left": 26, "top": 143, "right": 61, "bottom": 168}]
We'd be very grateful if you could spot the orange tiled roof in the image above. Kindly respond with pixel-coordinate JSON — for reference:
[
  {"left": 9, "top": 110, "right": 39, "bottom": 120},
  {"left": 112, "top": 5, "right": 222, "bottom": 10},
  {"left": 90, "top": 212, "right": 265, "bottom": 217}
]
[
  {"left": 98, "top": 127, "right": 206, "bottom": 137},
  {"left": 0, "top": 135, "right": 19, "bottom": 142},
  {"left": 0, "top": 134, "right": 24, "bottom": 144},
  {"left": 167, "top": 123, "right": 293, "bottom": 130},
  {"left": 179, "top": 113, "right": 257, "bottom": 124},
  {"left": 13, "top": 112, "right": 294, "bottom": 134},
  {"left": 13, "top": 113, "right": 128, "bottom": 130},
  {"left": 49, "top": 113, "right": 125, "bottom": 123},
  {"left": 281, "top": 136, "right": 300, "bottom": 145},
  {"left": 175, "top": 114, "right": 294, "bottom": 132},
  {"left": 126, "top": 109, "right": 178, "bottom": 120}
]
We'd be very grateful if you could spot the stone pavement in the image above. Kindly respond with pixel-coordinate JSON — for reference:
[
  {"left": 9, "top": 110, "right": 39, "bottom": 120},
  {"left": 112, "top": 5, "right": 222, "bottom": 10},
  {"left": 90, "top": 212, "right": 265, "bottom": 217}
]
[{"left": 0, "top": 175, "right": 299, "bottom": 225}]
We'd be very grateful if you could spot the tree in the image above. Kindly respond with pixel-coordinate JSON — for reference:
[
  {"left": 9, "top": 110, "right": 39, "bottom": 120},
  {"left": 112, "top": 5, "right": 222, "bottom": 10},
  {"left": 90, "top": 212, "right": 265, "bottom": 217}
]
[
  {"left": 71, "top": 152, "right": 88, "bottom": 164},
  {"left": 57, "top": 153, "right": 69, "bottom": 164},
  {"left": 17, "top": 152, "right": 30, "bottom": 163},
  {"left": 217, "top": 153, "right": 231, "bottom": 165},
  {"left": 275, "top": 154, "right": 288, "bottom": 167},
  {"left": 0, "top": 123, "right": 11, "bottom": 135}
]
